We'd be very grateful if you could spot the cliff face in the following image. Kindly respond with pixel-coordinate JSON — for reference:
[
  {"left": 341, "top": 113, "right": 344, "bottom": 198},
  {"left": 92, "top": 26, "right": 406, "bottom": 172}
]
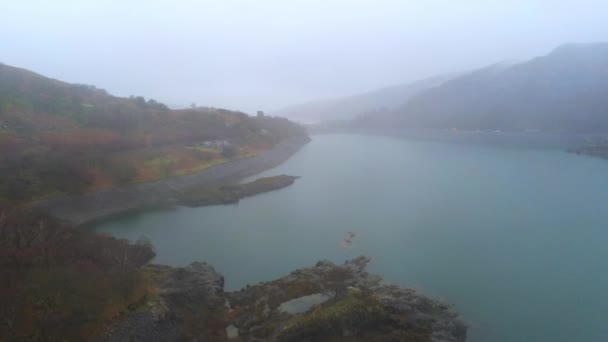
[{"left": 104, "top": 257, "right": 467, "bottom": 342}]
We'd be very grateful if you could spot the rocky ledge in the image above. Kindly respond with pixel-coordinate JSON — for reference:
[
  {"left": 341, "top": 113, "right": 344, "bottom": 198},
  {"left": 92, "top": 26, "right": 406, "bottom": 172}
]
[{"left": 104, "top": 257, "right": 466, "bottom": 341}]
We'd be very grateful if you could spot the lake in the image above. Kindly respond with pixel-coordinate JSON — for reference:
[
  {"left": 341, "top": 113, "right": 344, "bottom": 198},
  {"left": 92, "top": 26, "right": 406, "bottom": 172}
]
[{"left": 94, "top": 134, "right": 608, "bottom": 342}]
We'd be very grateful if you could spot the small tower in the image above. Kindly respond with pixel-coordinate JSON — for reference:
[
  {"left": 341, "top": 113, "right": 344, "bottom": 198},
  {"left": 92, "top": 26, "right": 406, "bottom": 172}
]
[{"left": 256, "top": 110, "right": 264, "bottom": 118}]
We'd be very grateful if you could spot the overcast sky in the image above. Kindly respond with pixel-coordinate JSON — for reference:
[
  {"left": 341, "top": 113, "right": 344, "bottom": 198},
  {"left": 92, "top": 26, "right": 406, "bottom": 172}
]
[{"left": 2, "top": 0, "right": 607, "bottom": 113}]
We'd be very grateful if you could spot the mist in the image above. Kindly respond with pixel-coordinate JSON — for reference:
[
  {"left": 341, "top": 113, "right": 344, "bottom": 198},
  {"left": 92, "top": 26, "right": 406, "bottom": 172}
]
[
  {"left": 6, "top": 2, "right": 608, "bottom": 341},
  {"left": 3, "top": 0, "right": 608, "bottom": 113}
]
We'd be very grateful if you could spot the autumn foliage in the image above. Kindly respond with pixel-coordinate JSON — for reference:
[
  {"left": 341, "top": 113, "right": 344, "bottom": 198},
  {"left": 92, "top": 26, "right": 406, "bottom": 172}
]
[
  {"left": 0, "top": 63, "right": 307, "bottom": 202},
  {"left": 0, "top": 205, "right": 156, "bottom": 340}
]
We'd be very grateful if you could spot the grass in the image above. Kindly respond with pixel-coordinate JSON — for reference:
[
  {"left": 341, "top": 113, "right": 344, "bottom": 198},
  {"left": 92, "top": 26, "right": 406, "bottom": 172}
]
[
  {"left": 279, "top": 289, "right": 386, "bottom": 337},
  {"left": 278, "top": 289, "right": 433, "bottom": 341},
  {"left": 105, "top": 145, "right": 229, "bottom": 184},
  {"left": 174, "top": 158, "right": 227, "bottom": 176}
]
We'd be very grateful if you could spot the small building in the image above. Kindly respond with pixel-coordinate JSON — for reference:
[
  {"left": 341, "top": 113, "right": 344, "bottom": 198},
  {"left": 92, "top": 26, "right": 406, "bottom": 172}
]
[{"left": 256, "top": 110, "right": 264, "bottom": 118}]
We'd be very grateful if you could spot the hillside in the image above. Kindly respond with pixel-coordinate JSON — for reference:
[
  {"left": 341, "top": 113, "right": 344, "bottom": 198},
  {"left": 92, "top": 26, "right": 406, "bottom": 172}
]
[
  {"left": 0, "top": 63, "right": 307, "bottom": 202},
  {"left": 0, "top": 205, "right": 157, "bottom": 341},
  {"left": 272, "top": 73, "right": 455, "bottom": 124},
  {"left": 380, "top": 43, "right": 608, "bottom": 132}
]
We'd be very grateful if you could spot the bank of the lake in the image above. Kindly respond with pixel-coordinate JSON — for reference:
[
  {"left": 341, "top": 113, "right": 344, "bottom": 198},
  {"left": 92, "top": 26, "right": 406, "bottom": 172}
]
[
  {"left": 34, "top": 135, "right": 310, "bottom": 226},
  {"left": 95, "top": 134, "right": 608, "bottom": 342}
]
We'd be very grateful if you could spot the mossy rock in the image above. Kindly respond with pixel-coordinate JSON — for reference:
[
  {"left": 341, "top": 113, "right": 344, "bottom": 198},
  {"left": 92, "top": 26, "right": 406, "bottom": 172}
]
[{"left": 277, "top": 289, "right": 389, "bottom": 341}]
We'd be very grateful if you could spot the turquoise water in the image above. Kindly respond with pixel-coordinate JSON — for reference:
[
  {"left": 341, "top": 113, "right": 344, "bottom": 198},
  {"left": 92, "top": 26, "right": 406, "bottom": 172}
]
[{"left": 95, "top": 134, "right": 608, "bottom": 341}]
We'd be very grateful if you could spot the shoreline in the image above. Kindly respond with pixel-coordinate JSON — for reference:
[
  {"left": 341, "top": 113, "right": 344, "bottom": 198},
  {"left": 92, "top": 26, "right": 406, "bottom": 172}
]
[
  {"left": 309, "top": 127, "right": 608, "bottom": 149},
  {"left": 34, "top": 135, "right": 311, "bottom": 226}
]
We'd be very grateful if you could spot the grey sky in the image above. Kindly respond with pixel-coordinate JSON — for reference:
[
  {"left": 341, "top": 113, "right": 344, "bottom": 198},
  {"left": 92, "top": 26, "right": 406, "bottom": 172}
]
[{"left": 2, "top": 0, "right": 607, "bottom": 113}]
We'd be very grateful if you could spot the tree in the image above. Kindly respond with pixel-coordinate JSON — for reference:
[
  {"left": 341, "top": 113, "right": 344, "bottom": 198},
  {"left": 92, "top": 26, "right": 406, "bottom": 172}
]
[{"left": 133, "top": 96, "right": 147, "bottom": 108}]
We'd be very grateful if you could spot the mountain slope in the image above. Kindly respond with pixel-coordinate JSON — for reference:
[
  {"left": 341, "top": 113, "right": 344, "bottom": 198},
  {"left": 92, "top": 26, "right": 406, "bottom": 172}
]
[
  {"left": 385, "top": 43, "right": 608, "bottom": 132},
  {"left": 272, "top": 73, "right": 456, "bottom": 123},
  {"left": 0, "top": 63, "right": 307, "bottom": 202}
]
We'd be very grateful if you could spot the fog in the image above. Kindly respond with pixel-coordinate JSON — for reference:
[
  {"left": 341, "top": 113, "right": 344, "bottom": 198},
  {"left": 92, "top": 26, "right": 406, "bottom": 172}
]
[
  {"left": 2, "top": 0, "right": 607, "bottom": 113},
  {"left": 4, "top": 3, "right": 608, "bottom": 341}
]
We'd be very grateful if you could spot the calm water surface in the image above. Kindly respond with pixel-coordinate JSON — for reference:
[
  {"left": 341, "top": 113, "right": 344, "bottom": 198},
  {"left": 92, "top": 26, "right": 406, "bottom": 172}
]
[{"left": 95, "top": 134, "right": 608, "bottom": 342}]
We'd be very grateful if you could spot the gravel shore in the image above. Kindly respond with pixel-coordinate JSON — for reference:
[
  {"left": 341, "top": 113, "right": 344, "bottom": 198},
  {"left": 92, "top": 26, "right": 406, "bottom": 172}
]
[{"left": 34, "top": 136, "right": 310, "bottom": 226}]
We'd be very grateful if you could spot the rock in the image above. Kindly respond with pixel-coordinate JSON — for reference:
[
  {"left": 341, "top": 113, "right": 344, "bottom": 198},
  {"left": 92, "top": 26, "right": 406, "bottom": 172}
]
[
  {"left": 101, "top": 312, "right": 178, "bottom": 342},
  {"left": 343, "top": 255, "right": 371, "bottom": 273},
  {"left": 104, "top": 262, "right": 226, "bottom": 341},
  {"left": 104, "top": 256, "right": 467, "bottom": 341},
  {"left": 159, "top": 262, "right": 225, "bottom": 308},
  {"left": 226, "top": 325, "right": 239, "bottom": 339},
  {"left": 315, "top": 260, "right": 335, "bottom": 268},
  {"left": 226, "top": 256, "right": 467, "bottom": 342}
]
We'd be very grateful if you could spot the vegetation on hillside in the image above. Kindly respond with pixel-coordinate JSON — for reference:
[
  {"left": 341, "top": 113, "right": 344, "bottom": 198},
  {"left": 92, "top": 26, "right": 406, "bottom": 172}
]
[
  {"left": 0, "top": 205, "right": 156, "bottom": 340},
  {"left": 0, "top": 63, "right": 307, "bottom": 202},
  {"left": 341, "top": 43, "right": 608, "bottom": 133}
]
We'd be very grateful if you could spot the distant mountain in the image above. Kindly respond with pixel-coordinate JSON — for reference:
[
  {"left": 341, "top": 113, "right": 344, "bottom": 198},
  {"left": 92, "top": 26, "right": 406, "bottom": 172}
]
[
  {"left": 381, "top": 43, "right": 608, "bottom": 132},
  {"left": 272, "top": 73, "right": 457, "bottom": 124}
]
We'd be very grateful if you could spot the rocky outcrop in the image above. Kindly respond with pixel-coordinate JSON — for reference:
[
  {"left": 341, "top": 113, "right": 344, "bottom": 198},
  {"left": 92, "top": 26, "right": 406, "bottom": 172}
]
[
  {"left": 104, "top": 256, "right": 467, "bottom": 341},
  {"left": 33, "top": 136, "right": 310, "bottom": 226},
  {"left": 103, "top": 262, "right": 226, "bottom": 341}
]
